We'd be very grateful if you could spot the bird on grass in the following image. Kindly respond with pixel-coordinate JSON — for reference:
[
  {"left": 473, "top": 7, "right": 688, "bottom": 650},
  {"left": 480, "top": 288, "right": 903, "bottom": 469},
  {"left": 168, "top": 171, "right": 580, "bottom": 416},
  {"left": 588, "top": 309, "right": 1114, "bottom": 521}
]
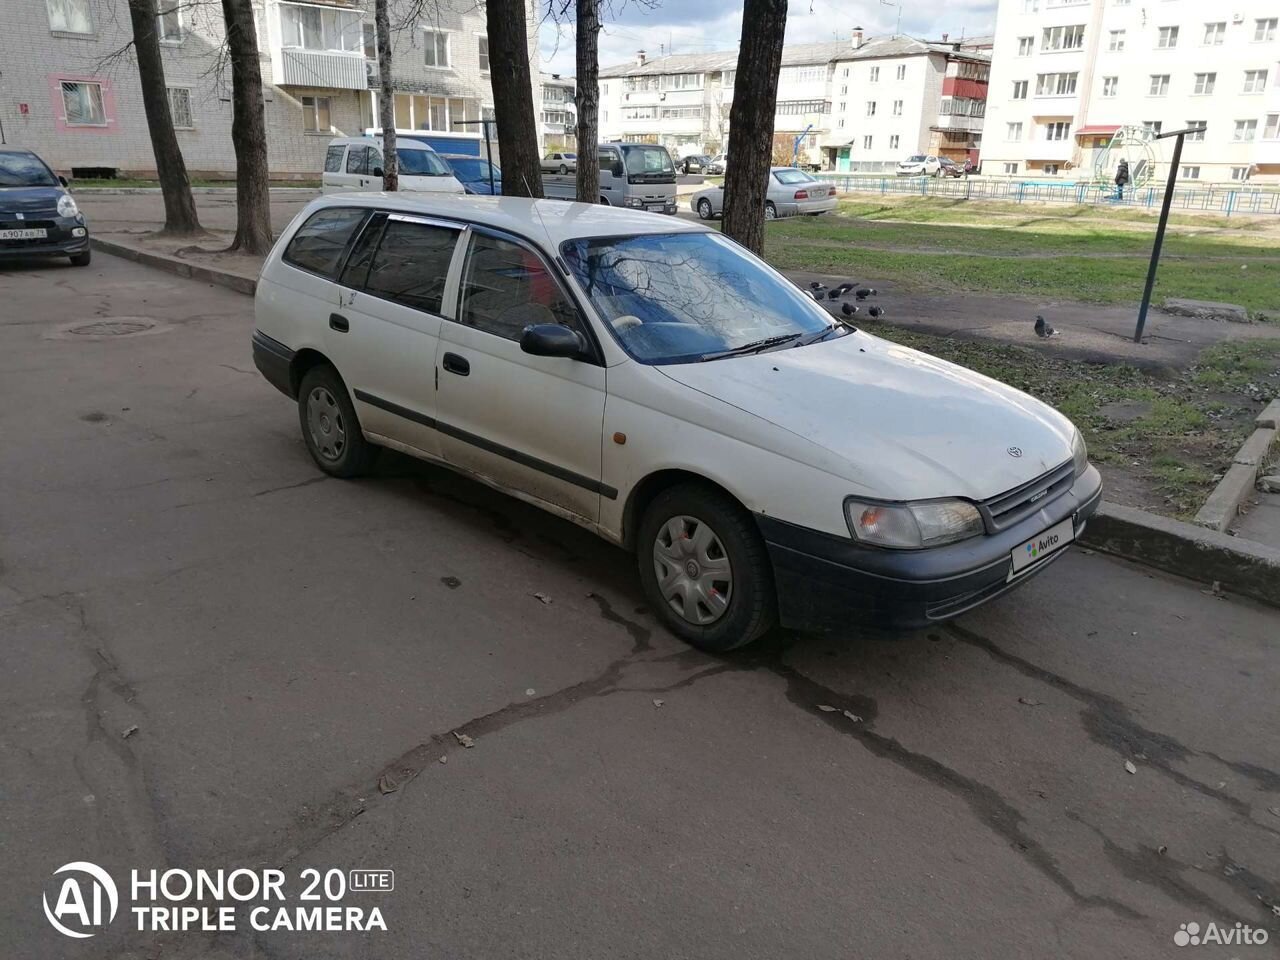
[
  {"left": 854, "top": 287, "right": 877, "bottom": 301},
  {"left": 841, "top": 302, "right": 858, "bottom": 317},
  {"left": 1034, "top": 314, "right": 1058, "bottom": 338},
  {"left": 867, "top": 306, "right": 885, "bottom": 319},
  {"left": 809, "top": 281, "right": 827, "bottom": 293}
]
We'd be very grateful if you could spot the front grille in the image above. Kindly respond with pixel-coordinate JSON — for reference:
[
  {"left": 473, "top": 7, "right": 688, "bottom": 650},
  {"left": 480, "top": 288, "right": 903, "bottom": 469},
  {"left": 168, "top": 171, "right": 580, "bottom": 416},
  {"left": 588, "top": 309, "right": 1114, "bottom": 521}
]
[
  {"left": 0, "top": 218, "right": 60, "bottom": 248},
  {"left": 979, "top": 460, "right": 1074, "bottom": 532}
]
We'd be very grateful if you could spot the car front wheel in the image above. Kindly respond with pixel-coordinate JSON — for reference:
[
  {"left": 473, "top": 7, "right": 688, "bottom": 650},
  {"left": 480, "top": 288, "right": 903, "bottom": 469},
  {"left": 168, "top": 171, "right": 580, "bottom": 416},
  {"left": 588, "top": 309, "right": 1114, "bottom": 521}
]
[
  {"left": 637, "top": 484, "right": 776, "bottom": 652},
  {"left": 297, "top": 364, "right": 378, "bottom": 478},
  {"left": 764, "top": 202, "right": 777, "bottom": 220},
  {"left": 697, "top": 198, "right": 713, "bottom": 219}
]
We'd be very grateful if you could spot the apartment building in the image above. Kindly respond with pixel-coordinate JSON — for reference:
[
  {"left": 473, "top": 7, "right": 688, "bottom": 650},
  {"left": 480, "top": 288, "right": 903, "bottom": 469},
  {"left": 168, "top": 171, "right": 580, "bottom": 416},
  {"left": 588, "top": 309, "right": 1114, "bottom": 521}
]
[
  {"left": 984, "top": 0, "right": 1280, "bottom": 182},
  {"left": 597, "top": 32, "right": 989, "bottom": 170},
  {"left": 539, "top": 73, "right": 576, "bottom": 151},
  {"left": 0, "top": 0, "right": 535, "bottom": 177}
]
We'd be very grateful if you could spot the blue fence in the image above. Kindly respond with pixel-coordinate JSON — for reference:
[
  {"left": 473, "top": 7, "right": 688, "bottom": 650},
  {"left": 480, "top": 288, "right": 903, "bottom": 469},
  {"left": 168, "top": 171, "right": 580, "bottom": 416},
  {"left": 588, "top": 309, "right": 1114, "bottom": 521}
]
[{"left": 812, "top": 174, "right": 1280, "bottom": 216}]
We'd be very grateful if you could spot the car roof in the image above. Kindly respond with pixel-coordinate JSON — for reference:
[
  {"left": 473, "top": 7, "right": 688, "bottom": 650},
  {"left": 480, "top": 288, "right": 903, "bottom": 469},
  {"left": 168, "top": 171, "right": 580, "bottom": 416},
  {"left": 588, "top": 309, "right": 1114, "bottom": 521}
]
[
  {"left": 328, "top": 136, "right": 433, "bottom": 150},
  {"left": 306, "top": 193, "right": 710, "bottom": 248},
  {"left": 0, "top": 148, "right": 39, "bottom": 157}
]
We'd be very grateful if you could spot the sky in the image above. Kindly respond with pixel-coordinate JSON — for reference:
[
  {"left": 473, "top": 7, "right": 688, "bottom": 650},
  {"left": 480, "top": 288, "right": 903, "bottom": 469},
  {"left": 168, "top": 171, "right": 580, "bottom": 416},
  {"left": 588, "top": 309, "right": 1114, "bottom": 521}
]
[{"left": 537, "top": 0, "right": 999, "bottom": 77}]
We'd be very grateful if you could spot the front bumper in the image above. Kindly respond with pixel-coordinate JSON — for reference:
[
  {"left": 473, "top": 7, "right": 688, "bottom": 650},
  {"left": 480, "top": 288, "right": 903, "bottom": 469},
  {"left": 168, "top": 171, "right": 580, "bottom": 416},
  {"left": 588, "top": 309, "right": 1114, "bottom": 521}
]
[
  {"left": 758, "top": 465, "right": 1103, "bottom": 633},
  {"left": 0, "top": 214, "right": 89, "bottom": 259}
]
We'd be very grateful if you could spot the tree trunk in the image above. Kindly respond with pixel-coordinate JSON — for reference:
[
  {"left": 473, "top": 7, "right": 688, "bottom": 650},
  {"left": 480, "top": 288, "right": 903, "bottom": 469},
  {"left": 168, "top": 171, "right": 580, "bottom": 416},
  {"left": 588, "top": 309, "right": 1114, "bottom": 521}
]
[
  {"left": 721, "top": 0, "right": 787, "bottom": 256},
  {"left": 126, "top": 0, "right": 202, "bottom": 235},
  {"left": 375, "top": 0, "right": 397, "bottom": 191},
  {"left": 573, "top": 0, "right": 600, "bottom": 203},
  {"left": 485, "top": 0, "right": 542, "bottom": 198},
  {"left": 220, "top": 0, "right": 272, "bottom": 254}
]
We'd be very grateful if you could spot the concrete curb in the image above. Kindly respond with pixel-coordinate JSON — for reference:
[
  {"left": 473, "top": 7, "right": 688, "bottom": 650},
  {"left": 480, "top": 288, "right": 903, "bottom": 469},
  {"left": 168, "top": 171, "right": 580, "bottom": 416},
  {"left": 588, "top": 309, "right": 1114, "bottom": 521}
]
[
  {"left": 90, "top": 236, "right": 258, "bottom": 296},
  {"left": 1081, "top": 502, "right": 1280, "bottom": 608},
  {"left": 1193, "top": 419, "right": 1279, "bottom": 532}
]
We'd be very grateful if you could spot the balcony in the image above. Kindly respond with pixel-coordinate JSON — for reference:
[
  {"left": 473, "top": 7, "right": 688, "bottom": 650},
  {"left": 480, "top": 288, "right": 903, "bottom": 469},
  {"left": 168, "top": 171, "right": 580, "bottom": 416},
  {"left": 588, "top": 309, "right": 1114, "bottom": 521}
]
[
  {"left": 933, "top": 114, "right": 985, "bottom": 132},
  {"left": 275, "top": 49, "right": 368, "bottom": 90}
]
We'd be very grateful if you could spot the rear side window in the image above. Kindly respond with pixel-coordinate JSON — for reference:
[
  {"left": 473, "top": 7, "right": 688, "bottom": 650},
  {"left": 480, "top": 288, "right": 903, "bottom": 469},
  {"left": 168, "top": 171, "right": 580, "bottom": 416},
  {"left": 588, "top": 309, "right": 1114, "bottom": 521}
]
[
  {"left": 457, "top": 233, "right": 580, "bottom": 342},
  {"left": 323, "top": 144, "right": 344, "bottom": 173},
  {"left": 282, "top": 207, "right": 368, "bottom": 278},
  {"left": 363, "top": 218, "right": 459, "bottom": 313},
  {"left": 345, "top": 146, "right": 369, "bottom": 175}
]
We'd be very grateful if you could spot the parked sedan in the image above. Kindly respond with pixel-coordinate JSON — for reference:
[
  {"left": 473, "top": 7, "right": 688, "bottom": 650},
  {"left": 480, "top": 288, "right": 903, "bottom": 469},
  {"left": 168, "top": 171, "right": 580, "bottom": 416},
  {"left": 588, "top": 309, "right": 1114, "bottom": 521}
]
[
  {"left": 541, "top": 152, "right": 577, "bottom": 174},
  {"left": 896, "top": 154, "right": 942, "bottom": 177},
  {"left": 253, "top": 194, "right": 1099, "bottom": 652},
  {"left": 0, "top": 148, "right": 91, "bottom": 267},
  {"left": 441, "top": 154, "right": 503, "bottom": 195},
  {"left": 690, "top": 167, "right": 837, "bottom": 220},
  {"left": 706, "top": 154, "right": 728, "bottom": 175},
  {"left": 679, "top": 154, "right": 711, "bottom": 174},
  {"left": 938, "top": 157, "right": 965, "bottom": 178}
]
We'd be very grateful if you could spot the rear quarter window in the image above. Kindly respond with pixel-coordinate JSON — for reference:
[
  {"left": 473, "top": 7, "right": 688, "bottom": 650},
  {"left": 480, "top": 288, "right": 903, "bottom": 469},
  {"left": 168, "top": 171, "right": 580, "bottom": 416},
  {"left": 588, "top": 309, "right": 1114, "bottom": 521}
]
[
  {"left": 282, "top": 207, "right": 368, "bottom": 278},
  {"left": 323, "top": 144, "right": 344, "bottom": 173}
]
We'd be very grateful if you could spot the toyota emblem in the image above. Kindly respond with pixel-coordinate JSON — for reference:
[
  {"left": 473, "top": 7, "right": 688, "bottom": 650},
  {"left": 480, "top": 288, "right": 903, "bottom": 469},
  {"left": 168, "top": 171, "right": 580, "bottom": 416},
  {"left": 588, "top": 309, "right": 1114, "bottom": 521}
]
[{"left": 1007, "top": 446, "right": 1023, "bottom": 458}]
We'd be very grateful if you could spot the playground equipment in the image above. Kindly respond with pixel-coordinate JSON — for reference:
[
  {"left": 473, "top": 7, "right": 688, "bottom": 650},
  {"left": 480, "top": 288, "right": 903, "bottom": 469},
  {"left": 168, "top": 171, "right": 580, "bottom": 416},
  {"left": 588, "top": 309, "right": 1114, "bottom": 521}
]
[{"left": 1092, "top": 125, "right": 1160, "bottom": 189}]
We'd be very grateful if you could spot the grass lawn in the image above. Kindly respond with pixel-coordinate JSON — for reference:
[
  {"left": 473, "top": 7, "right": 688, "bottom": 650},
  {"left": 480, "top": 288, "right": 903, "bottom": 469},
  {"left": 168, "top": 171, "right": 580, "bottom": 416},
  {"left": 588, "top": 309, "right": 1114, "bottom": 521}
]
[
  {"left": 861, "top": 325, "right": 1280, "bottom": 518},
  {"left": 762, "top": 197, "right": 1280, "bottom": 316}
]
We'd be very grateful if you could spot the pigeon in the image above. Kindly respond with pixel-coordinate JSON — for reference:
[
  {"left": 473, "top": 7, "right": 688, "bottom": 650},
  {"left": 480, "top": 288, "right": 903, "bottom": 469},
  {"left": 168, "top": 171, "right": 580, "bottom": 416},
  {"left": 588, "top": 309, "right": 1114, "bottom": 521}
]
[
  {"left": 833, "top": 282, "right": 857, "bottom": 295},
  {"left": 1034, "top": 314, "right": 1057, "bottom": 338},
  {"left": 867, "top": 306, "right": 885, "bottom": 319},
  {"left": 854, "top": 287, "right": 877, "bottom": 301},
  {"left": 827, "top": 289, "right": 841, "bottom": 300},
  {"left": 809, "top": 281, "right": 826, "bottom": 292},
  {"left": 841, "top": 302, "right": 858, "bottom": 317}
]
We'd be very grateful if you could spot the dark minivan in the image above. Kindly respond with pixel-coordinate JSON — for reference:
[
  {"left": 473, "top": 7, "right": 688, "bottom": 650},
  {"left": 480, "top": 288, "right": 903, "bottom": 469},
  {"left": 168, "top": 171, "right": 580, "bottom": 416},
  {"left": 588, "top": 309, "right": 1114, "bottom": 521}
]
[{"left": 0, "top": 149, "right": 91, "bottom": 266}]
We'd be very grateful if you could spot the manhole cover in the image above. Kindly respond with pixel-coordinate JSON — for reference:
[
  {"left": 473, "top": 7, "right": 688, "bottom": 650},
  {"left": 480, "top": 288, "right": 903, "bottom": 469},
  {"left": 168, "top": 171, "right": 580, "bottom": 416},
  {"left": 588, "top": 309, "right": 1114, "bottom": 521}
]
[{"left": 47, "top": 317, "right": 171, "bottom": 341}]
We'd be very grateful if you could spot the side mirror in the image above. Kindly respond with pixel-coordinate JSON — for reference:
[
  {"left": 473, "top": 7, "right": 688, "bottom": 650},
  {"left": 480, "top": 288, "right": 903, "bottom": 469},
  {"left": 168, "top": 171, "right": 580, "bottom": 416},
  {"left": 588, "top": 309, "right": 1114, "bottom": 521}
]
[
  {"left": 520, "top": 323, "right": 583, "bottom": 359},
  {"left": 58, "top": 175, "right": 69, "bottom": 187},
  {"left": 371, "top": 166, "right": 384, "bottom": 178}
]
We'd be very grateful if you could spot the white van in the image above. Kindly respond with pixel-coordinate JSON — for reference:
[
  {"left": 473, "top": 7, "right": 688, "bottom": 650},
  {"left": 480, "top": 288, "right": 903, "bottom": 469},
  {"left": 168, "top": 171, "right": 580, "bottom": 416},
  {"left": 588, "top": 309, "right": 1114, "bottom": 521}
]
[{"left": 321, "top": 137, "right": 464, "bottom": 194}]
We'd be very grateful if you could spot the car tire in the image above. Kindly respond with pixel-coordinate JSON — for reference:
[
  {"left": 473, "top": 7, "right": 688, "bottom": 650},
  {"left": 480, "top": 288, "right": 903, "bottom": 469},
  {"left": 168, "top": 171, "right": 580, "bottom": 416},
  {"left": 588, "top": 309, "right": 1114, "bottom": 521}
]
[
  {"left": 764, "top": 201, "right": 777, "bottom": 220},
  {"left": 297, "top": 364, "right": 378, "bottom": 478},
  {"left": 637, "top": 483, "right": 777, "bottom": 653},
  {"left": 559, "top": 164, "right": 568, "bottom": 174},
  {"left": 69, "top": 250, "right": 91, "bottom": 267},
  {"left": 696, "top": 198, "right": 713, "bottom": 220}
]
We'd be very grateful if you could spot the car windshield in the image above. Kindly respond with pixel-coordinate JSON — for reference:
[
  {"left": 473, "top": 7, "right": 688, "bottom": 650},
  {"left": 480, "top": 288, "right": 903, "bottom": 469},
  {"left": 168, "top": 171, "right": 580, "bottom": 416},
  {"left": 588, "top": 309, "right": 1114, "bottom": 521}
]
[
  {"left": 448, "top": 157, "right": 500, "bottom": 182},
  {"left": 561, "top": 232, "right": 837, "bottom": 364},
  {"left": 0, "top": 152, "right": 58, "bottom": 187},
  {"left": 906, "top": 155, "right": 927, "bottom": 162},
  {"left": 396, "top": 148, "right": 451, "bottom": 176},
  {"left": 622, "top": 145, "right": 675, "bottom": 175},
  {"left": 773, "top": 169, "right": 814, "bottom": 184}
]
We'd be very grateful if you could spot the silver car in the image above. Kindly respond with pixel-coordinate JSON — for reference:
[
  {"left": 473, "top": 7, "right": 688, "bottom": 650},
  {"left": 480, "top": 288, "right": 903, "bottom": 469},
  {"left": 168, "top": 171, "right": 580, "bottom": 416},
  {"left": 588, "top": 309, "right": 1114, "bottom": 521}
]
[{"left": 691, "top": 167, "right": 838, "bottom": 220}]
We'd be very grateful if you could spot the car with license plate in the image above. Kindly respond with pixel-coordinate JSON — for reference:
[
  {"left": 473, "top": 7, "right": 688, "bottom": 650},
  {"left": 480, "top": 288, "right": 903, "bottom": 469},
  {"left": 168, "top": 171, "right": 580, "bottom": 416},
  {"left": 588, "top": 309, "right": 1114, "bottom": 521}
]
[
  {"left": 896, "top": 154, "right": 942, "bottom": 177},
  {"left": 252, "top": 194, "right": 1101, "bottom": 651},
  {"left": 691, "top": 167, "right": 837, "bottom": 220},
  {"left": 0, "top": 148, "right": 91, "bottom": 266}
]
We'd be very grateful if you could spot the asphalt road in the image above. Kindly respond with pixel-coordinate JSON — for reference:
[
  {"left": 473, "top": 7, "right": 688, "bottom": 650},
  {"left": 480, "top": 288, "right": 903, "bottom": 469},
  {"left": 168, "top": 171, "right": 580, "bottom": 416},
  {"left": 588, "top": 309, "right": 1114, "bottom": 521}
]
[{"left": 1, "top": 253, "right": 1278, "bottom": 960}]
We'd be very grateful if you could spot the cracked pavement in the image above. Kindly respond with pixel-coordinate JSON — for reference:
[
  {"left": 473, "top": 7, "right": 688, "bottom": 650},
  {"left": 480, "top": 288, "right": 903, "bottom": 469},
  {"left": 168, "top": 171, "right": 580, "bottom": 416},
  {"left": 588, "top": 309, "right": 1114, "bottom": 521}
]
[{"left": 1, "top": 253, "right": 1277, "bottom": 959}]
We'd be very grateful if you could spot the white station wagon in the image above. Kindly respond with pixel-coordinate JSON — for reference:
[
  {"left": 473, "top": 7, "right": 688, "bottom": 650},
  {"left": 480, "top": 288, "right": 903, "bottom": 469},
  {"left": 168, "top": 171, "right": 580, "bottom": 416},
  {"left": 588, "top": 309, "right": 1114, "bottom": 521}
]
[{"left": 253, "top": 194, "right": 1101, "bottom": 651}]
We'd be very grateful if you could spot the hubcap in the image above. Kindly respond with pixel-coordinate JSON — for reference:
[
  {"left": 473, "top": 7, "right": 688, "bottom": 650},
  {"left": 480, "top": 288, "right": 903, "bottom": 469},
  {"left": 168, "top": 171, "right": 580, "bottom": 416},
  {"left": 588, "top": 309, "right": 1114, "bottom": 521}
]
[
  {"left": 765, "top": 205, "right": 776, "bottom": 219},
  {"left": 306, "top": 386, "right": 346, "bottom": 462},
  {"left": 653, "top": 515, "right": 733, "bottom": 626}
]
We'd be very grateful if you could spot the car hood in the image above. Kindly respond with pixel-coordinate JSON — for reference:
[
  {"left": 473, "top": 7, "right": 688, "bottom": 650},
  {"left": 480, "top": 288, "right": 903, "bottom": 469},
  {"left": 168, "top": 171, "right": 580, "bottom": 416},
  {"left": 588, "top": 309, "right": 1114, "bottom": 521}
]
[
  {"left": 655, "top": 331, "right": 1075, "bottom": 501},
  {"left": 0, "top": 185, "right": 65, "bottom": 212}
]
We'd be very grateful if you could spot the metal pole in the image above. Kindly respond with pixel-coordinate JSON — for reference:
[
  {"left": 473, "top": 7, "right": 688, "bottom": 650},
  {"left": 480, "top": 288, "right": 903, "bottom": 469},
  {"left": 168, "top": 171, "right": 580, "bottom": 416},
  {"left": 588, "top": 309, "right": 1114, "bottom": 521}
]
[
  {"left": 484, "top": 119, "right": 494, "bottom": 194},
  {"left": 1134, "top": 129, "right": 1190, "bottom": 343}
]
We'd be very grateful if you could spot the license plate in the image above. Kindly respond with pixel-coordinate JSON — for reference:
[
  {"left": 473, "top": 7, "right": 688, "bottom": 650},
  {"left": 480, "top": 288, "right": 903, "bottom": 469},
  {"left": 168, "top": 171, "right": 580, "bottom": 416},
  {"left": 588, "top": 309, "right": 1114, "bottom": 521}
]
[
  {"left": 646, "top": 203, "right": 665, "bottom": 210},
  {"left": 1010, "top": 516, "right": 1074, "bottom": 576},
  {"left": 0, "top": 228, "right": 47, "bottom": 239}
]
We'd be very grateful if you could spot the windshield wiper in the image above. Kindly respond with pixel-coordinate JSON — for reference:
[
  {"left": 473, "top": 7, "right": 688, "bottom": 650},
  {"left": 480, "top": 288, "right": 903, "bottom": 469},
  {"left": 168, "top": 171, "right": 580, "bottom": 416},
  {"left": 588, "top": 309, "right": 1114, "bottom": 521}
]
[{"left": 699, "top": 332, "right": 804, "bottom": 361}]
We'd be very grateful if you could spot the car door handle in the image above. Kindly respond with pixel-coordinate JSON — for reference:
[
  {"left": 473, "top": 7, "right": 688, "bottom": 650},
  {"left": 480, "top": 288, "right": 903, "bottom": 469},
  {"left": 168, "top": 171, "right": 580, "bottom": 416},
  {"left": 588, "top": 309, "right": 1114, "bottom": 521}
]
[
  {"left": 442, "top": 352, "right": 470, "bottom": 376},
  {"left": 329, "top": 313, "right": 349, "bottom": 333}
]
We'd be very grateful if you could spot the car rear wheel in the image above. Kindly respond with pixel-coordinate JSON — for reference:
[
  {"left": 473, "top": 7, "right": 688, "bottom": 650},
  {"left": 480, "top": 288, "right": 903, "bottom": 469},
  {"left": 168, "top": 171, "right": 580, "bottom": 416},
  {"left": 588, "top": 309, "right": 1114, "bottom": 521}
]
[
  {"left": 69, "top": 250, "right": 91, "bottom": 267},
  {"left": 297, "top": 364, "right": 378, "bottom": 478},
  {"left": 558, "top": 163, "right": 568, "bottom": 174},
  {"left": 764, "top": 202, "right": 777, "bottom": 220},
  {"left": 637, "top": 483, "right": 776, "bottom": 652},
  {"left": 696, "top": 198, "right": 713, "bottom": 219}
]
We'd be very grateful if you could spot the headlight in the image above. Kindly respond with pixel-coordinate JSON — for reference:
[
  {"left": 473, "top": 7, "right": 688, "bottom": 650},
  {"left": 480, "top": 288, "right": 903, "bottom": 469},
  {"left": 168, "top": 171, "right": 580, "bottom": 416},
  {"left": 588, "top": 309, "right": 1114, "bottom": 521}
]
[
  {"left": 845, "top": 498, "right": 984, "bottom": 549},
  {"left": 1071, "top": 430, "right": 1088, "bottom": 477},
  {"left": 57, "top": 193, "right": 79, "bottom": 218},
  {"left": 623, "top": 197, "right": 644, "bottom": 208}
]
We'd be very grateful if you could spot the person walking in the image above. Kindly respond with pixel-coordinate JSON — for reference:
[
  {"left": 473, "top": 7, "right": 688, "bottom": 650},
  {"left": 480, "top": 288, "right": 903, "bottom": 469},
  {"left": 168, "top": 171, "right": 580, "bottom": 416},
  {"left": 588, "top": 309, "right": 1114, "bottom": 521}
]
[{"left": 1114, "top": 159, "right": 1130, "bottom": 201}]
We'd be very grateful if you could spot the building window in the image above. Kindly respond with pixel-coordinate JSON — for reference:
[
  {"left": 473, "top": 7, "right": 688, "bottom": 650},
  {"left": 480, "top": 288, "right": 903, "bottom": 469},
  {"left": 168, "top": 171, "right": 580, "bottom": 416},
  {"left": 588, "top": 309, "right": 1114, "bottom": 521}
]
[
  {"left": 1243, "top": 70, "right": 1268, "bottom": 94},
  {"left": 1142, "top": 120, "right": 1162, "bottom": 135},
  {"left": 659, "top": 106, "right": 702, "bottom": 120},
  {"left": 1012, "top": 80, "right": 1028, "bottom": 99},
  {"left": 301, "top": 95, "right": 332, "bottom": 133},
  {"left": 892, "top": 99, "right": 902, "bottom": 116},
  {"left": 1003, "top": 162, "right": 1018, "bottom": 174},
  {"left": 889, "top": 134, "right": 899, "bottom": 149},
  {"left": 157, "top": 3, "right": 182, "bottom": 42},
  {"left": 839, "top": 84, "right": 847, "bottom": 95},
  {"left": 1156, "top": 26, "right": 1179, "bottom": 49},
  {"left": 1044, "top": 121, "right": 1070, "bottom": 140},
  {"left": 1185, "top": 120, "right": 1206, "bottom": 141},
  {"left": 1108, "top": 30, "right": 1125, "bottom": 52},
  {"left": 841, "top": 67, "right": 848, "bottom": 77},
  {"left": 423, "top": 28, "right": 449, "bottom": 67},
  {"left": 1255, "top": 18, "right": 1277, "bottom": 42},
  {"left": 1017, "top": 36, "right": 1034, "bottom": 56},
  {"left": 869, "top": 66, "right": 879, "bottom": 82},
  {"left": 48, "top": 0, "right": 93, "bottom": 33},
  {"left": 1179, "top": 165, "right": 1200, "bottom": 179},
  {"left": 1203, "top": 22, "right": 1225, "bottom": 45},
  {"left": 478, "top": 36, "right": 489, "bottom": 72},
  {"left": 1042, "top": 25, "right": 1085, "bottom": 51},
  {"left": 1007, "top": 121, "right": 1023, "bottom": 140},
  {"left": 1102, "top": 76, "right": 1118, "bottom": 97},
  {"left": 837, "top": 101, "right": 845, "bottom": 112},
  {"left": 600, "top": 83, "right": 608, "bottom": 94},
  {"left": 1265, "top": 114, "right": 1280, "bottom": 139},
  {"left": 1193, "top": 72, "right": 1216, "bottom": 95},
  {"left": 280, "top": 3, "right": 363, "bottom": 52},
  {"left": 1035, "top": 72, "right": 1078, "bottom": 96},
  {"left": 660, "top": 73, "right": 703, "bottom": 90},
  {"left": 1233, "top": 119, "right": 1257, "bottom": 141},
  {"left": 776, "top": 100, "right": 830, "bottom": 115},
  {"left": 1044, "top": 163, "right": 1060, "bottom": 174},
  {"left": 896, "top": 64, "right": 906, "bottom": 80},
  {"left": 167, "top": 87, "right": 192, "bottom": 128},
  {"left": 363, "top": 23, "right": 376, "bottom": 59},
  {"left": 866, "top": 101, "right": 876, "bottom": 116},
  {"left": 1148, "top": 74, "right": 1169, "bottom": 96},
  {"left": 837, "top": 118, "right": 845, "bottom": 128},
  {"left": 1231, "top": 166, "right": 1251, "bottom": 181},
  {"left": 61, "top": 80, "right": 106, "bottom": 126},
  {"left": 862, "top": 135, "right": 872, "bottom": 149},
  {"left": 1023, "top": 0, "right": 1038, "bottom": 12}
]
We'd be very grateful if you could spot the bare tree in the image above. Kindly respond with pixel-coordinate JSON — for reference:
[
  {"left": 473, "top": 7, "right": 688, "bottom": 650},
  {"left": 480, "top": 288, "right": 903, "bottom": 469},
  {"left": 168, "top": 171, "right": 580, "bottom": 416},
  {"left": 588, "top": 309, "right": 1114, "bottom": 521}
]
[
  {"left": 126, "top": 0, "right": 203, "bottom": 235},
  {"left": 220, "top": 0, "right": 272, "bottom": 253},
  {"left": 721, "top": 0, "right": 787, "bottom": 255},
  {"left": 573, "top": 0, "right": 600, "bottom": 202},
  {"left": 485, "top": 0, "right": 542, "bottom": 198},
  {"left": 375, "top": 0, "right": 398, "bottom": 190}
]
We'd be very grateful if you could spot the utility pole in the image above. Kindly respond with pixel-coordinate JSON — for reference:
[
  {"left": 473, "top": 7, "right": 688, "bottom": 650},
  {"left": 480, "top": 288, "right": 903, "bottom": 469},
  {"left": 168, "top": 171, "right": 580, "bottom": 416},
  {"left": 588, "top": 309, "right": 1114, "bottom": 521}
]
[{"left": 1133, "top": 128, "right": 1196, "bottom": 343}]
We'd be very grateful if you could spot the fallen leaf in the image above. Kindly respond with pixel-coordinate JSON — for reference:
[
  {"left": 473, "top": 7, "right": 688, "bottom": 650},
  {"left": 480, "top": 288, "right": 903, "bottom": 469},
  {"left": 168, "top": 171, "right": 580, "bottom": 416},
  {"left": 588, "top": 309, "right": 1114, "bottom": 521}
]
[
  {"left": 652, "top": 698, "right": 664, "bottom": 708},
  {"left": 1018, "top": 697, "right": 1042, "bottom": 706},
  {"left": 453, "top": 731, "right": 476, "bottom": 748},
  {"left": 532, "top": 592, "right": 553, "bottom": 605},
  {"left": 842, "top": 710, "right": 863, "bottom": 722},
  {"left": 121, "top": 725, "right": 139, "bottom": 739},
  {"left": 817, "top": 704, "right": 837, "bottom": 712},
  {"left": 439, "top": 755, "right": 447, "bottom": 765},
  {"left": 1124, "top": 760, "right": 1137, "bottom": 775},
  {"left": 525, "top": 688, "right": 536, "bottom": 696},
  {"left": 377, "top": 773, "right": 398, "bottom": 794}
]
